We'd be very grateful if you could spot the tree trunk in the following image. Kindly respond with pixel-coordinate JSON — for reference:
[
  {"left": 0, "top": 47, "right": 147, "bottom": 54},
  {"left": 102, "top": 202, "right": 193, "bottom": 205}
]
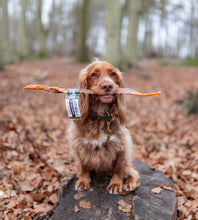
[
  {"left": 157, "top": 0, "right": 166, "bottom": 57},
  {"left": 49, "top": 0, "right": 66, "bottom": 56},
  {"left": 19, "top": 0, "right": 28, "bottom": 60},
  {"left": 36, "top": 0, "right": 47, "bottom": 58},
  {"left": 2, "top": 0, "right": 12, "bottom": 63},
  {"left": 75, "top": 0, "right": 90, "bottom": 63},
  {"left": 123, "top": 0, "right": 142, "bottom": 68},
  {"left": 143, "top": 14, "right": 153, "bottom": 57},
  {"left": 189, "top": 0, "right": 195, "bottom": 57},
  {"left": 49, "top": 0, "right": 58, "bottom": 55},
  {"left": 52, "top": 160, "right": 177, "bottom": 220},
  {"left": 105, "top": 0, "right": 121, "bottom": 67},
  {"left": 59, "top": 0, "right": 68, "bottom": 56},
  {"left": 0, "top": 0, "right": 4, "bottom": 70}
]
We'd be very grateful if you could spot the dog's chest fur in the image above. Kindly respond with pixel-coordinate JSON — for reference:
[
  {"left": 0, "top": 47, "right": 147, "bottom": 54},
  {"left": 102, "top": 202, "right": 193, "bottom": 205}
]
[
  {"left": 69, "top": 119, "right": 125, "bottom": 172},
  {"left": 79, "top": 132, "right": 122, "bottom": 172}
]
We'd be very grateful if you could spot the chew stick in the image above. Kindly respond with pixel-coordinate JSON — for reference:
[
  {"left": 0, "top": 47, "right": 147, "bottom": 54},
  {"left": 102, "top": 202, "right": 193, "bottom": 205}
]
[
  {"left": 117, "top": 88, "right": 161, "bottom": 96},
  {"left": 24, "top": 84, "right": 93, "bottom": 94},
  {"left": 24, "top": 84, "right": 161, "bottom": 97}
]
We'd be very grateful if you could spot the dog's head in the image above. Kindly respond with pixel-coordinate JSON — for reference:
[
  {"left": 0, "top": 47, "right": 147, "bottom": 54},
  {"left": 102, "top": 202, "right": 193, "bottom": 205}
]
[
  {"left": 80, "top": 60, "right": 123, "bottom": 104},
  {"left": 78, "top": 60, "right": 126, "bottom": 123}
]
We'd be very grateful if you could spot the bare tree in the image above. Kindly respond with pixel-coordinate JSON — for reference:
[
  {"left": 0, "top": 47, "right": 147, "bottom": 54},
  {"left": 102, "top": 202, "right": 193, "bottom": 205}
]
[
  {"left": 2, "top": 0, "right": 12, "bottom": 63},
  {"left": 195, "top": 0, "right": 198, "bottom": 57},
  {"left": 142, "top": 1, "right": 156, "bottom": 57},
  {"left": 36, "top": 0, "right": 46, "bottom": 57},
  {"left": 123, "top": 0, "right": 142, "bottom": 68},
  {"left": 48, "top": 0, "right": 67, "bottom": 56},
  {"left": 189, "top": 0, "right": 196, "bottom": 57},
  {"left": 76, "top": 0, "right": 90, "bottom": 62},
  {"left": 49, "top": 0, "right": 58, "bottom": 55},
  {"left": 19, "top": 0, "right": 28, "bottom": 60},
  {"left": 105, "top": 0, "right": 121, "bottom": 67},
  {"left": 0, "top": 0, "right": 4, "bottom": 69}
]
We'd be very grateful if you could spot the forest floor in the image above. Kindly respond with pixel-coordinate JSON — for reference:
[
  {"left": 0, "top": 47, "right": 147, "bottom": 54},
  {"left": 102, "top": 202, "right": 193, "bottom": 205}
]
[{"left": 0, "top": 57, "right": 198, "bottom": 219}]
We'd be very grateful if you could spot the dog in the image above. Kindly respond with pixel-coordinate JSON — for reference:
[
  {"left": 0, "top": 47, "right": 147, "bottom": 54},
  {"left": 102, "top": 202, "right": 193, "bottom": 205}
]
[{"left": 67, "top": 60, "right": 139, "bottom": 194}]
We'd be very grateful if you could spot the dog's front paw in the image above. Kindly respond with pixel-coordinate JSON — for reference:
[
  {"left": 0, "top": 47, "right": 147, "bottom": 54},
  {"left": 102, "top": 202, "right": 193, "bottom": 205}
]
[
  {"left": 123, "top": 177, "right": 140, "bottom": 192},
  {"left": 75, "top": 179, "right": 90, "bottom": 191},
  {"left": 107, "top": 182, "right": 122, "bottom": 194}
]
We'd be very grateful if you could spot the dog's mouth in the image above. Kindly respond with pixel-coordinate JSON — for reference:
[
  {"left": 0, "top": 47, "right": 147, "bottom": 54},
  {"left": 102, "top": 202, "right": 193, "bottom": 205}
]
[{"left": 94, "top": 94, "right": 114, "bottom": 103}]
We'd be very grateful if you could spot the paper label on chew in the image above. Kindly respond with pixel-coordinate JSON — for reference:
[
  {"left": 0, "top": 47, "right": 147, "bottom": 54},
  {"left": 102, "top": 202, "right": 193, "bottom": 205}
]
[{"left": 65, "top": 89, "right": 81, "bottom": 120}]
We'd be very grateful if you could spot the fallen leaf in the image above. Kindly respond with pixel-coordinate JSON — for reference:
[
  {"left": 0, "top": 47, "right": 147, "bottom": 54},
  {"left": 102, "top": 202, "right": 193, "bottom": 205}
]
[
  {"left": 53, "top": 159, "right": 65, "bottom": 173},
  {"left": 19, "top": 181, "right": 34, "bottom": 192},
  {"left": 17, "top": 198, "right": 27, "bottom": 208},
  {"left": 160, "top": 185, "right": 174, "bottom": 191},
  {"left": 117, "top": 199, "right": 127, "bottom": 207},
  {"left": 182, "top": 170, "right": 192, "bottom": 176},
  {"left": 0, "top": 190, "right": 5, "bottom": 197},
  {"left": 151, "top": 187, "right": 162, "bottom": 194},
  {"left": 10, "top": 190, "right": 17, "bottom": 198},
  {"left": 74, "top": 205, "right": 80, "bottom": 212},
  {"left": 30, "top": 193, "right": 45, "bottom": 202},
  {"left": 117, "top": 200, "right": 132, "bottom": 213},
  {"left": 79, "top": 201, "right": 91, "bottom": 209},
  {"left": 49, "top": 193, "right": 58, "bottom": 204},
  {"left": 24, "top": 216, "right": 32, "bottom": 220},
  {"left": 14, "top": 165, "right": 23, "bottom": 175},
  {"left": 184, "top": 200, "right": 197, "bottom": 208},
  {"left": 7, "top": 199, "right": 18, "bottom": 209},
  {"left": 33, "top": 203, "right": 53, "bottom": 213},
  {"left": 177, "top": 196, "right": 186, "bottom": 205},
  {"left": 41, "top": 169, "right": 54, "bottom": 181},
  {"left": 74, "top": 194, "right": 81, "bottom": 200}
]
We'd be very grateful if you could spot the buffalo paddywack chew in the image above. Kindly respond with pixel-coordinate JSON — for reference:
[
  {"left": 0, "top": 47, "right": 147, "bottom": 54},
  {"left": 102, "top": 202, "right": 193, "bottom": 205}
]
[{"left": 24, "top": 84, "right": 161, "bottom": 97}]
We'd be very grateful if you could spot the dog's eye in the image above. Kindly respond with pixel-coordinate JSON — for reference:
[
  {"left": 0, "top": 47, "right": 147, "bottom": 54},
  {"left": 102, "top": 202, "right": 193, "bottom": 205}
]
[
  {"left": 111, "top": 72, "right": 116, "bottom": 76},
  {"left": 91, "top": 72, "right": 97, "bottom": 77}
]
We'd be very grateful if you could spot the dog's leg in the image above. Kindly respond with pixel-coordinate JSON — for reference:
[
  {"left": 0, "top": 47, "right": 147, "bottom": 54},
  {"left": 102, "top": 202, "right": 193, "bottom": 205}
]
[
  {"left": 75, "top": 165, "right": 91, "bottom": 191},
  {"left": 123, "top": 164, "right": 140, "bottom": 191},
  {"left": 107, "top": 152, "right": 125, "bottom": 194}
]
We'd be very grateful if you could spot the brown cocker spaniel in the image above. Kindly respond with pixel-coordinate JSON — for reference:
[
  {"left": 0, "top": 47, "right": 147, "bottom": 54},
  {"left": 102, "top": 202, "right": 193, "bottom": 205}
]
[{"left": 67, "top": 60, "right": 139, "bottom": 194}]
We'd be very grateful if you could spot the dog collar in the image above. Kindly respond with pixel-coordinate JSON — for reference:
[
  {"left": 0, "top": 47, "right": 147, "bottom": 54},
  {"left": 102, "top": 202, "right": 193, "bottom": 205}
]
[{"left": 88, "top": 111, "right": 113, "bottom": 122}]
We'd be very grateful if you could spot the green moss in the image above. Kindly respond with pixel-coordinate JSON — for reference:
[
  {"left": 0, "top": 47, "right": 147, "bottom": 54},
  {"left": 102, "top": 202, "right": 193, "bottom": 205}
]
[
  {"left": 157, "top": 60, "right": 179, "bottom": 66},
  {"left": 158, "top": 57, "right": 198, "bottom": 67},
  {"left": 182, "top": 90, "right": 198, "bottom": 115},
  {"left": 180, "top": 57, "right": 198, "bottom": 66}
]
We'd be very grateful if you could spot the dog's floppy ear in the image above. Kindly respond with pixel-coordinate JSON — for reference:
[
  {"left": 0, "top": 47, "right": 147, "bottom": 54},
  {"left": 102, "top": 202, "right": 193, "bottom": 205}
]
[
  {"left": 79, "top": 67, "right": 88, "bottom": 89},
  {"left": 116, "top": 69, "right": 126, "bottom": 124},
  {"left": 76, "top": 67, "right": 89, "bottom": 124}
]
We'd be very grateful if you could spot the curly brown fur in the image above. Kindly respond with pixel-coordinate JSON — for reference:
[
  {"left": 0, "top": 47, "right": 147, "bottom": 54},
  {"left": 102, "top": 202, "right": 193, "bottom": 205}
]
[{"left": 67, "top": 60, "right": 139, "bottom": 194}]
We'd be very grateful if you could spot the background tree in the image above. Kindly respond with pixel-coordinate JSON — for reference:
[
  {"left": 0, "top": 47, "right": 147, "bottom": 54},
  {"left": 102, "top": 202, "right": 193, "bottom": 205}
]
[
  {"left": 36, "top": 0, "right": 47, "bottom": 58},
  {"left": 75, "top": 0, "right": 90, "bottom": 63},
  {"left": 105, "top": 0, "right": 121, "bottom": 67},
  {"left": 122, "top": 0, "right": 142, "bottom": 68},
  {"left": 49, "top": 0, "right": 60, "bottom": 55},
  {"left": 142, "top": 0, "right": 156, "bottom": 57},
  {"left": 48, "top": 0, "right": 67, "bottom": 56},
  {"left": 2, "top": 0, "right": 12, "bottom": 63},
  {"left": 0, "top": 0, "right": 4, "bottom": 70},
  {"left": 19, "top": 0, "right": 28, "bottom": 60}
]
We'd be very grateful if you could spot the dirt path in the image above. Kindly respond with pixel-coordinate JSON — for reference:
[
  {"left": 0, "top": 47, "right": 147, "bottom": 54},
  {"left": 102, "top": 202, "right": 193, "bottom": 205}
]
[{"left": 0, "top": 58, "right": 198, "bottom": 219}]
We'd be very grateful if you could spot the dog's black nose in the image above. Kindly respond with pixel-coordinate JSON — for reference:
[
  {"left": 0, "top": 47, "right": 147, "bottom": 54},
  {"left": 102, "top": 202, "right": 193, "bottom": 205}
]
[{"left": 100, "top": 82, "right": 113, "bottom": 92}]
